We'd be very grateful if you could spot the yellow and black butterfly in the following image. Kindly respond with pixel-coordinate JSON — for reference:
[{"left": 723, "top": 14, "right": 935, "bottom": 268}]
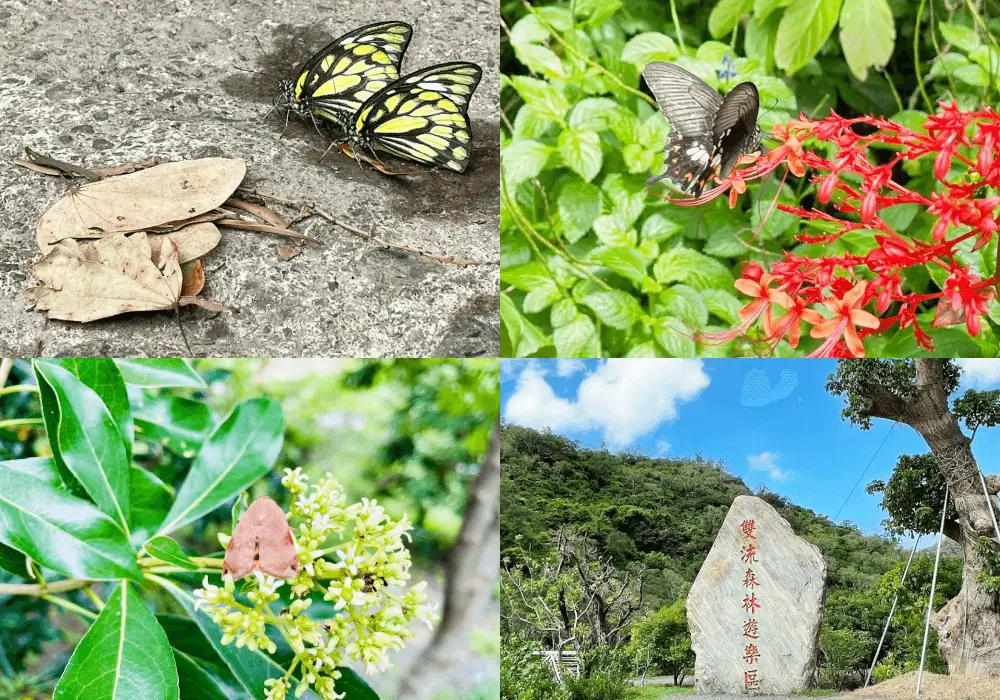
[
  {"left": 340, "top": 61, "right": 483, "bottom": 173},
  {"left": 274, "top": 21, "right": 413, "bottom": 134}
]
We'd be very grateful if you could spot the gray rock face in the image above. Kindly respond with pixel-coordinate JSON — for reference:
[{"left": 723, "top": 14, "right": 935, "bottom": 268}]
[{"left": 687, "top": 495, "right": 826, "bottom": 695}]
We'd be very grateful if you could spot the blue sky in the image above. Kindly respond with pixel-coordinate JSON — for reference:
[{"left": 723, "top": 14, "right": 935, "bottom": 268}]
[{"left": 501, "top": 359, "right": 1000, "bottom": 538}]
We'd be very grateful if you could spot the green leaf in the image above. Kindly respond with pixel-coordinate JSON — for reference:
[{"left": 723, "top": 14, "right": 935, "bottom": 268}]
[
  {"left": 156, "top": 399, "right": 284, "bottom": 537},
  {"left": 557, "top": 129, "right": 603, "bottom": 181},
  {"left": 938, "top": 22, "right": 981, "bottom": 53},
  {"left": 638, "top": 113, "right": 670, "bottom": 151},
  {"left": 653, "top": 247, "right": 732, "bottom": 290},
  {"left": 590, "top": 247, "right": 649, "bottom": 283},
  {"left": 132, "top": 394, "right": 220, "bottom": 459},
  {"left": 501, "top": 262, "right": 555, "bottom": 292},
  {"left": 839, "top": 0, "right": 896, "bottom": 81},
  {"left": 144, "top": 536, "right": 199, "bottom": 570},
  {"left": 775, "top": 0, "right": 842, "bottom": 74},
  {"left": 569, "top": 98, "right": 623, "bottom": 132},
  {"left": 35, "top": 362, "right": 131, "bottom": 534},
  {"left": 745, "top": 15, "right": 779, "bottom": 72},
  {"left": 0, "top": 542, "right": 29, "bottom": 578},
  {"left": 0, "top": 456, "right": 59, "bottom": 486},
  {"left": 515, "top": 43, "right": 565, "bottom": 79},
  {"left": 523, "top": 282, "right": 562, "bottom": 314},
  {"left": 115, "top": 359, "right": 205, "bottom": 388},
  {"left": 54, "top": 581, "right": 178, "bottom": 700},
  {"left": 626, "top": 342, "right": 658, "bottom": 357},
  {"left": 557, "top": 180, "right": 602, "bottom": 243},
  {"left": 641, "top": 214, "right": 682, "bottom": 243},
  {"left": 661, "top": 285, "right": 709, "bottom": 327},
  {"left": 158, "top": 614, "right": 243, "bottom": 699},
  {"left": 582, "top": 291, "right": 643, "bottom": 330},
  {"left": 39, "top": 359, "right": 133, "bottom": 464},
  {"left": 755, "top": 0, "right": 793, "bottom": 21},
  {"left": 593, "top": 215, "right": 637, "bottom": 247},
  {"left": 929, "top": 52, "right": 970, "bottom": 78},
  {"left": 709, "top": 0, "right": 754, "bottom": 39},
  {"left": 551, "top": 299, "right": 579, "bottom": 328},
  {"left": 702, "top": 289, "right": 745, "bottom": 324},
  {"left": 510, "top": 75, "right": 569, "bottom": 122},
  {"left": 0, "top": 465, "right": 141, "bottom": 581},
  {"left": 501, "top": 293, "right": 551, "bottom": 357},
  {"left": 620, "top": 32, "right": 679, "bottom": 67},
  {"left": 130, "top": 468, "right": 172, "bottom": 539},
  {"left": 172, "top": 649, "right": 243, "bottom": 700},
  {"left": 154, "top": 577, "right": 324, "bottom": 700},
  {"left": 654, "top": 317, "right": 697, "bottom": 357},
  {"left": 954, "top": 64, "right": 989, "bottom": 86},
  {"left": 513, "top": 106, "right": 555, "bottom": 141},
  {"left": 502, "top": 140, "right": 552, "bottom": 188},
  {"left": 553, "top": 314, "right": 601, "bottom": 357}
]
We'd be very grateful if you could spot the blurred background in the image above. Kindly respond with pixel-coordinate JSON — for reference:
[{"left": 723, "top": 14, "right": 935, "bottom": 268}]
[{"left": 0, "top": 358, "right": 499, "bottom": 700}]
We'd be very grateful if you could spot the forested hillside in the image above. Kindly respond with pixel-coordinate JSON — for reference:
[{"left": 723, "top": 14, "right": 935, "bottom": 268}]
[{"left": 500, "top": 424, "right": 963, "bottom": 691}]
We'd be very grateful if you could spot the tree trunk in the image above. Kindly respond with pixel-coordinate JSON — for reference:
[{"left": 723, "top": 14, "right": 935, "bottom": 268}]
[
  {"left": 396, "top": 418, "right": 500, "bottom": 700},
  {"left": 857, "top": 359, "right": 1000, "bottom": 675}
]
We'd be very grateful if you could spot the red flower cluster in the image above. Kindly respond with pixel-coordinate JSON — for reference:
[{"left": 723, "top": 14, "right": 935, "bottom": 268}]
[{"left": 689, "top": 103, "right": 1000, "bottom": 357}]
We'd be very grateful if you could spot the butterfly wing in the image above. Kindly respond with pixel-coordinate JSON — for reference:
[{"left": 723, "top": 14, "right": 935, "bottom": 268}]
[
  {"left": 353, "top": 62, "right": 482, "bottom": 172},
  {"left": 291, "top": 21, "right": 413, "bottom": 126},
  {"left": 222, "top": 496, "right": 299, "bottom": 580},
  {"left": 642, "top": 62, "right": 723, "bottom": 138},
  {"left": 709, "top": 81, "right": 760, "bottom": 180}
]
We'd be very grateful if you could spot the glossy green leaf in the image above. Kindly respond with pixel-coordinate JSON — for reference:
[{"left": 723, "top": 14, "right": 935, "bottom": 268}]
[
  {"left": 0, "top": 542, "right": 30, "bottom": 578},
  {"left": 39, "top": 359, "right": 134, "bottom": 463},
  {"left": 35, "top": 362, "right": 131, "bottom": 534},
  {"left": 35, "top": 364, "right": 87, "bottom": 500},
  {"left": 775, "top": 0, "right": 842, "bottom": 74},
  {"left": 130, "top": 468, "right": 172, "bottom": 538},
  {"left": 154, "top": 577, "right": 316, "bottom": 699},
  {"left": 0, "top": 465, "right": 141, "bottom": 581},
  {"left": 115, "top": 359, "right": 206, "bottom": 388},
  {"left": 621, "top": 32, "right": 679, "bottom": 67},
  {"left": 144, "top": 536, "right": 198, "bottom": 570},
  {"left": 53, "top": 581, "right": 178, "bottom": 700},
  {"left": 839, "top": 0, "right": 895, "bottom": 81},
  {"left": 335, "top": 668, "right": 380, "bottom": 700},
  {"left": 0, "top": 457, "right": 59, "bottom": 486},
  {"left": 156, "top": 399, "right": 284, "bottom": 536},
  {"left": 132, "top": 393, "right": 219, "bottom": 458},
  {"left": 172, "top": 650, "right": 240, "bottom": 700}
]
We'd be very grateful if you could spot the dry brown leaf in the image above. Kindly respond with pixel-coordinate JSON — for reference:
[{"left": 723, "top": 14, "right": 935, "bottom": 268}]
[
  {"left": 180, "top": 297, "right": 227, "bottom": 312},
  {"left": 276, "top": 244, "right": 301, "bottom": 261},
  {"left": 180, "top": 260, "right": 205, "bottom": 297},
  {"left": 225, "top": 198, "right": 291, "bottom": 229},
  {"left": 36, "top": 158, "right": 246, "bottom": 253},
  {"left": 28, "top": 232, "right": 183, "bottom": 322},
  {"left": 149, "top": 223, "right": 222, "bottom": 265},
  {"left": 144, "top": 210, "right": 227, "bottom": 234}
]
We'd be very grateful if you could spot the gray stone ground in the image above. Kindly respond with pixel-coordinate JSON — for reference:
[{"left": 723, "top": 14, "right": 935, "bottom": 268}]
[{"left": 0, "top": 0, "right": 499, "bottom": 358}]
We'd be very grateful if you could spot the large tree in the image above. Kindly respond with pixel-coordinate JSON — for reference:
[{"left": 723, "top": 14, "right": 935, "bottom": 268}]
[{"left": 828, "top": 359, "right": 1000, "bottom": 675}]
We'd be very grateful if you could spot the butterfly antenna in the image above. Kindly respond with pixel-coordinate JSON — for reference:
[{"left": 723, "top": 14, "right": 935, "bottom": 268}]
[{"left": 231, "top": 64, "right": 282, "bottom": 84}]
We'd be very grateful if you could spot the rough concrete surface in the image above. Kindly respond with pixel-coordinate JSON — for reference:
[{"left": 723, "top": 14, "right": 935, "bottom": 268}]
[{"left": 0, "top": 0, "right": 499, "bottom": 357}]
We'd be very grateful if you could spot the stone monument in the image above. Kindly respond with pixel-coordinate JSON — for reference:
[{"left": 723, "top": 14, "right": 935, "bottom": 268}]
[{"left": 687, "top": 495, "right": 826, "bottom": 695}]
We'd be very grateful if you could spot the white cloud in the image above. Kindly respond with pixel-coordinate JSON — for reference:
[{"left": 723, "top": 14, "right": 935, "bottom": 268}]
[
  {"left": 503, "top": 359, "right": 710, "bottom": 446},
  {"left": 747, "top": 451, "right": 790, "bottom": 482},
  {"left": 654, "top": 439, "right": 671, "bottom": 456},
  {"left": 957, "top": 360, "right": 1000, "bottom": 387},
  {"left": 555, "top": 359, "right": 588, "bottom": 377}
]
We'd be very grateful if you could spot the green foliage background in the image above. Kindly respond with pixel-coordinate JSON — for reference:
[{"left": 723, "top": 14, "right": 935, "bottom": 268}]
[
  {"left": 500, "top": 0, "right": 1000, "bottom": 358},
  {"left": 500, "top": 424, "right": 962, "bottom": 694}
]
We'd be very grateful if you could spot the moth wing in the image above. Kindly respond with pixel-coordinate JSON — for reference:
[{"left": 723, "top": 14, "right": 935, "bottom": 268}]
[
  {"left": 222, "top": 505, "right": 258, "bottom": 580},
  {"left": 711, "top": 81, "right": 760, "bottom": 179},
  {"left": 642, "top": 61, "right": 722, "bottom": 138},
  {"left": 253, "top": 498, "right": 300, "bottom": 579}
]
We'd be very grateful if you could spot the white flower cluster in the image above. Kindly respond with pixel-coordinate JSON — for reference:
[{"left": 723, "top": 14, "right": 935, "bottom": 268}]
[{"left": 194, "top": 469, "right": 437, "bottom": 700}]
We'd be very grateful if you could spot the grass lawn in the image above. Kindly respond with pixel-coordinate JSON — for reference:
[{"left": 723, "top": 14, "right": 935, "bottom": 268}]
[{"left": 628, "top": 687, "right": 694, "bottom": 698}]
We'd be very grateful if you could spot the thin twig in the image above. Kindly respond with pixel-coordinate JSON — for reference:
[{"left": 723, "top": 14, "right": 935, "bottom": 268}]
[
  {"left": 236, "top": 190, "right": 494, "bottom": 267},
  {"left": 175, "top": 306, "right": 194, "bottom": 357},
  {"left": 83, "top": 585, "right": 105, "bottom": 611},
  {"left": 41, "top": 594, "right": 99, "bottom": 620},
  {"left": 0, "top": 577, "right": 93, "bottom": 596},
  {"left": 216, "top": 218, "right": 324, "bottom": 245}
]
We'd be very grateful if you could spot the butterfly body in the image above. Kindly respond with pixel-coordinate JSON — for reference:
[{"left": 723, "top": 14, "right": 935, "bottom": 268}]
[
  {"left": 642, "top": 62, "right": 761, "bottom": 197},
  {"left": 274, "top": 21, "right": 413, "bottom": 135}
]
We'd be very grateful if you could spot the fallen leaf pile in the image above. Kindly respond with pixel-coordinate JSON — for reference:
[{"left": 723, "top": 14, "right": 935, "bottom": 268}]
[{"left": 18, "top": 153, "right": 316, "bottom": 324}]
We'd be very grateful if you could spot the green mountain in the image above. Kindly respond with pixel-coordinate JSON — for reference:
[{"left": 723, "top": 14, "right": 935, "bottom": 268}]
[{"left": 500, "top": 424, "right": 906, "bottom": 609}]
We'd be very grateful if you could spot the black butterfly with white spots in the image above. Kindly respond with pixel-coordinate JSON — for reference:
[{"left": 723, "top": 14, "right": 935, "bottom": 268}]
[{"left": 643, "top": 61, "right": 761, "bottom": 197}]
